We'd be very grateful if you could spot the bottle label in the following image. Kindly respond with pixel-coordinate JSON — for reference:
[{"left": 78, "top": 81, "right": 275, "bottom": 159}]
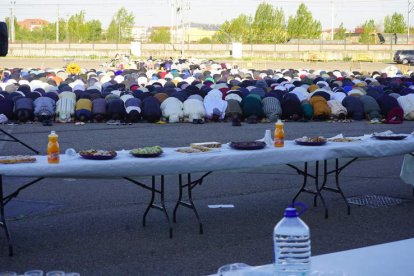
[
  {"left": 274, "top": 138, "right": 284, "bottom": 147},
  {"left": 48, "top": 152, "right": 60, "bottom": 163}
]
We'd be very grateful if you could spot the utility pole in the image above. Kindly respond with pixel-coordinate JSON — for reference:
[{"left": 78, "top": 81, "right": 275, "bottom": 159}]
[
  {"left": 10, "top": 0, "right": 15, "bottom": 43},
  {"left": 331, "top": 1, "right": 334, "bottom": 40},
  {"left": 56, "top": 5, "right": 59, "bottom": 43},
  {"left": 408, "top": 0, "right": 413, "bottom": 44},
  {"left": 169, "top": 0, "right": 175, "bottom": 44},
  {"left": 170, "top": 0, "right": 190, "bottom": 57},
  {"left": 9, "top": 6, "right": 12, "bottom": 42}
]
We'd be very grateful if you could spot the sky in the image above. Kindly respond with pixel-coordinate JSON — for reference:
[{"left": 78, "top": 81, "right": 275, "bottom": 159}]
[{"left": 0, "top": 0, "right": 409, "bottom": 31}]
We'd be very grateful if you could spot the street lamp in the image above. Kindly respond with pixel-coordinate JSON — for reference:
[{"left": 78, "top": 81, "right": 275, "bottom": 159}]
[
  {"left": 10, "top": 0, "right": 16, "bottom": 43},
  {"left": 408, "top": 0, "right": 413, "bottom": 44}
]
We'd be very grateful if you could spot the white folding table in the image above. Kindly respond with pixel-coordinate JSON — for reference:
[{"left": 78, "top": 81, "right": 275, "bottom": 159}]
[
  {"left": 211, "top": 238, "right": 414, "bottom": 276},
  {"left": 1, "top": 137, "right": 414, "bottom": 256}
]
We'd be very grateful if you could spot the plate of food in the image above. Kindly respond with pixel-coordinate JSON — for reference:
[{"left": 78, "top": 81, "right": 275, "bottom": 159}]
[
  {"left": 130, "top": 146, "right": 163, "bottom": 158},
  {"left": 0, "top": 155, "right": 37, "bottom": 164},
  {"left": 190, "top": 142, "right": 222, "bottom": 149},
  {"left": 229, "top": 141, "right": 266, "bottom": 150},
  {"left": 295, "top": 136, "right": 327, "bottom": 146},
  {"left": 79, "top": 149, "right": 117, "bottom": 160},
  {"left": 373, "top": 134, "right": 408, "bottom": 140},
  {"left": 328, "top": 137, "right": 360, "bottom": 142},
  {"left": 176, "top": 147, "right": 212, "bottom": 154}
]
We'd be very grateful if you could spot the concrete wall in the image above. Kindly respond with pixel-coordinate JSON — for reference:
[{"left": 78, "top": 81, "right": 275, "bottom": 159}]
[{"left": 7, "top": 43, "right": 414, "bottom": 60}]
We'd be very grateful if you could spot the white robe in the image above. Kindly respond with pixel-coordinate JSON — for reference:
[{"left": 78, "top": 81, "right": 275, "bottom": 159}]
[
  {"left": 56, "top": 92, "right": 76, "bottom": 123},
  {"left": 160, "top": 97, "right": 184, "bottom": 123},
  {"left": 183, "top": 99, "right": 206, "bottom": 121}
]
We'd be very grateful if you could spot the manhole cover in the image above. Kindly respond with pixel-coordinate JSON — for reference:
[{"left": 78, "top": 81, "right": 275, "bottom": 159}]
[
  {"left": 347, "top": 195, "right": 408, "bottom": 208},
  {"left": 5, "top": 199, "right": 64, "bottom": 220}
]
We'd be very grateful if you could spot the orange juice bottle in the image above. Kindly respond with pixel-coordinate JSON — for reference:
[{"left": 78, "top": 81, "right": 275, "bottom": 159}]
[
  {"left": 47, "top": 131, "right": 60, "bottom": 164},
  {"left": 274, "top": 120, "right": 284, "bottom": 147}
]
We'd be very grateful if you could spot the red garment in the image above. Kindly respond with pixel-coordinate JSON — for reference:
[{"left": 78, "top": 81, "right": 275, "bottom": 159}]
[
  {"left": 385, "top": 107, "right": 404, "bottom": 124},
  {"left": 159, "top": 71, "right": 167, "bottom": 79},
  {"left": 219, "top": 88, "right": 229, "bottom": 99}
]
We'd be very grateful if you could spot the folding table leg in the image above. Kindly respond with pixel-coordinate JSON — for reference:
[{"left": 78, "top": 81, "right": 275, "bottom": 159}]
[
  {"left": 173, "top": 173, "right": 210, "bottom": 235},
  {"left": 318, "top": 159, "right": 353, "bottom": 216},
  {"left": 142, "top": 176, "right": 173, "bottom": 238},
  {"left": 172, "top": 174, "right": 184, "bottom": 223},
  {"left": 187, "top": 174, "right": 203, "bottom": 234},
  {"left": 313, "top": 161, "right": 328, "bottom": 218},
  {"left": 335, "top": 159, "right": 351, "bottom": 215},
  {"left": 0, "top": 175, "right": 13, "bottom": 256},
  {"left": 292, "top": 162, "right": 309, "bottom": 204}
]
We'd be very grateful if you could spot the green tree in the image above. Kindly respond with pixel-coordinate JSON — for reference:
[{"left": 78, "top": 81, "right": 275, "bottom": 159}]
[
  {"left": 68, "top": 11, "right": 86, "bottom": 43},
  {"left": 359, "top": 19, "right": 376, "bottom": 43},
  {"left": 149, "top": 27, "right": 171, "bottom": 43},
  {"left": 251, "top": 3, "right": 286, "bottom": 43},
  {"left": 58, "top": 19, "right": 67, "bottom": 42},
  {"left": 106, "top": 7, "right": 135, "bottom": 42},
  {"left": 384, "top": 13, "right": 407, "bottom": 33},
  {"left": 197, "top": 37, "right": 212, "bottom": 44},
  {"left": 334, "top": 22, "right": 347, "bottom": 40},
  {"left": 85, "top": 20, "right": 102, "bottom": 42},
  {"left": 40, "top": 23, "right": 56, "bottom": 42},
  {"left": 287, "top": 3, "right": 321, "bottom": 39},
  {"left": 213, "top": 14, "right": 250, "bottom": 43}
]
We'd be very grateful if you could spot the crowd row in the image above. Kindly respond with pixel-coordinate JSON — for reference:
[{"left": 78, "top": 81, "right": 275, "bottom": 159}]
[{"left": 0, "top": 61, "right": 413, "bottom": 125}]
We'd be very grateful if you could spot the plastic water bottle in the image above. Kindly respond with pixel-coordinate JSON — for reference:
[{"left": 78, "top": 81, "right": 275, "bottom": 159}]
[{"left": 273, "top": 204, "right": 311, "bottom": 276}]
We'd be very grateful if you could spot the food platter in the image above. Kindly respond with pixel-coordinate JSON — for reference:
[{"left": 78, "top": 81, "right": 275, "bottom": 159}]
[
  {"left": 328, "top": 137, "right": 359, "bottom": 142},
  {"left": 79, "top": 149, "right": 117, "bottom": 160},
  {"left": 131, "top": 152, "right": 163, "bottom": 158},
  {"left": 0, "top": 155, "right": 36, "bottom": 164},
  {"left": 295, "top": 136, "right": 327, "bottom": 146},
  {"left": 130, "top": 146, "right": 163, "bottom": 158},
  {"left": 229, "top": 141, "right": 266, "bottom": 150},
  {"left": 373, "top": 134, "right": 408, "bottom": 140},
  {"left": 190, "top": 142, "right": 222, "bottom": 148},
  {"left": 176, "top": 147, "right": 212, "bottom": 153}
]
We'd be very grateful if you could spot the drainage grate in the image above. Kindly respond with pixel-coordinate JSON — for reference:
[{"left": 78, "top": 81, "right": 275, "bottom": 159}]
[{"left": 346, "top": 195, "right": 408, "bottom": 208}]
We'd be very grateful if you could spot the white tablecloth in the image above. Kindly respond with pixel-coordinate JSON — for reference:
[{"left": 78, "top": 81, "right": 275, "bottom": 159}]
[
  {"left": 211, "top": 238, "right": 414, "bottom": 276},
  {"left": 1, "top": 137, "right": 414, "bottom": 178}
]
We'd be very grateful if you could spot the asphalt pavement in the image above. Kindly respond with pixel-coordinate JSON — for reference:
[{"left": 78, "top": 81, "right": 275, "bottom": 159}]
[{"left": 0, "top": 121, "right": 414, "bottom": 275}]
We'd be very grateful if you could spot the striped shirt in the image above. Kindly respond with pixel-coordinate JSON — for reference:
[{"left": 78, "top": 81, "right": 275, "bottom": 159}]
[{"left": 262, "top": 97, "right": 282, "bottom": 121}]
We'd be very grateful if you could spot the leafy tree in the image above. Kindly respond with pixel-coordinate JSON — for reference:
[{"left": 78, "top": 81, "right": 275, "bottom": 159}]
[
  {"left": 84, "top": 20, "right": 102, "bottom": 42},
  {"left": 251, "top": 3, "right": 286, "bottom": 43},
  {"left": 334, "top": 22, "right": 347, "bottom": 40},
  {"left": 106, "top": 7, "right": 135, "bottom": 42},
  {"left": 197, "top": 37, "right": 212, "bottom": 44},
  {"left": 40, "top": 23, "right": 56, "bottom": 41},
  {"left": 149, "top": 27, "right": 171, "bottom": 43},
  {"left": 68, "top": 11, "right": 86, "bottom": 43},
  {"left": 287, "top": 3, "right": 321, "bottom": 39},
  {"left": 213, "top": 14, "right": 250, "bottom": 43},
  {"left": 384, "top": 13, "right": 407, "bottom": 33},
  {"left": 359, "top": 19, "right": 376, "bottom": 43},
  {"left": 57, "top": 19, "right": 67, "bottom": 42}
]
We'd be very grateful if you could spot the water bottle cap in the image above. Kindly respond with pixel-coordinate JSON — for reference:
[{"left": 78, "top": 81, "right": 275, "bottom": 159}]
[{"left": 284, "top": 207, "right": 299, "bottom": 217}]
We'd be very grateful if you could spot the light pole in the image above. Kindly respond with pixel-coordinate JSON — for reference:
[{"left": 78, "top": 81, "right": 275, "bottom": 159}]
[
  {"left": 56, "top": 5, "right": 59, "bottom": 43},
  {"left": 65, "top": 14, "right": 70, "bottom": 44},
  {"left": 331, "top": 0, "right": 334, "bottom": 40},
  {"left": 10, "top": 0, "right": 15, "bottom": 43},
  {"left": 408, "top": 0, "right": 413, "bottom": 44}
]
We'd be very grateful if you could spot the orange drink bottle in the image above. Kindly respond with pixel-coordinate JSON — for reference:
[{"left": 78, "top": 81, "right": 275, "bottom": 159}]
[
  {"left": 274, "top": 120, "right": 284, "bottom": 147},
  {"left": 47, "top": 131, "right": 60, "bottom": 164}
]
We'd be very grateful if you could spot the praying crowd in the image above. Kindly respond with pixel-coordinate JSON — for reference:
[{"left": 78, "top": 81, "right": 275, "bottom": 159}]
[{"left": 0, "top": 58, "right": 414, "bottom": 126}]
